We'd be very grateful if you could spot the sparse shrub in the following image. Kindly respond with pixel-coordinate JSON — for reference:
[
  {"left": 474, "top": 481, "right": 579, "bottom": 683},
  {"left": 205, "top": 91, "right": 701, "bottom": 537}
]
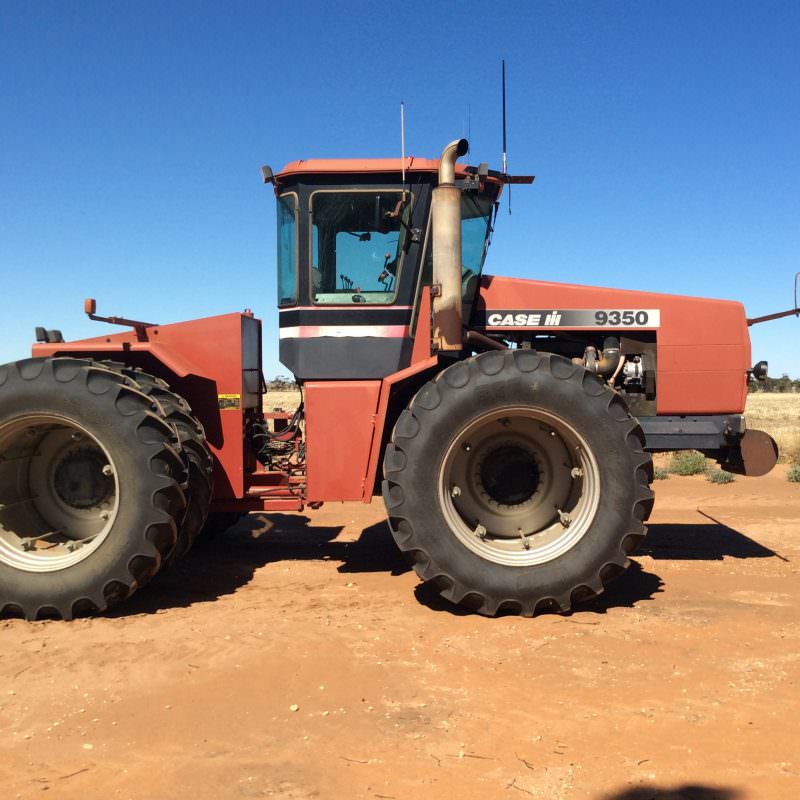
[
  {"left": 653, "top": 467, "right": 669, "bottom": 480},
  {"left": 783, "top": 435, "right": 800, "bottom": 466},
  {"left": 788, "top": 464, "right": 800, "bottom": 483},
  {"left": 667, "top": 450, "right": 708, "bottom": 476},
  {"left": 707, "top": 469, "right": 735, "bottom": 484}
]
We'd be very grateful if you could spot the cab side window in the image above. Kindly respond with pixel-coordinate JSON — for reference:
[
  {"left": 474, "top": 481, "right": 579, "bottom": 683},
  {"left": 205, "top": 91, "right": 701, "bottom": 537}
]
[{"left": 277, "top": 194, "right": 298, "bottom": 306}]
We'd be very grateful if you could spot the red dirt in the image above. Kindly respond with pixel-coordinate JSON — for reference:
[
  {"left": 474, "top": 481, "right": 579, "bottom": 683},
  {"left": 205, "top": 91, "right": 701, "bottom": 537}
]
[{"left": 1, "top": 467, "right": 799, "bottom": 799}]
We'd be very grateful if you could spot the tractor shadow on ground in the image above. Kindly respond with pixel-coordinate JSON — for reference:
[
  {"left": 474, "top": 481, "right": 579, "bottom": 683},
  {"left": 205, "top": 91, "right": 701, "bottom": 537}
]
[
  {"left": 109, "top": 514, "right": 409, "bottom": 617},
  {"left": 414, "top": 519, "right": 777, "bottom": 617},
  {"left": 640, "top": 520, "right": 778, "bottom": 561},
  {"left": 110, "top": 515, "right": 778, "bottom": 618},
  {"left": 413, "top": 560, "right": 665, "bottom": 617},
  {"left": 597, "top": 784, "right": 742, "bottom": 800},
  {"left": 571, "top": 520, "right": 778, "bottom": 619}
]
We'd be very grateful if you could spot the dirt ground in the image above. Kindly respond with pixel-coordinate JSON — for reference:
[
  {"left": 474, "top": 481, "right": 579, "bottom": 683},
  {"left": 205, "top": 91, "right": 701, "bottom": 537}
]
[{"left": 1, "top": 467, "right": 799, "bottom": 800}]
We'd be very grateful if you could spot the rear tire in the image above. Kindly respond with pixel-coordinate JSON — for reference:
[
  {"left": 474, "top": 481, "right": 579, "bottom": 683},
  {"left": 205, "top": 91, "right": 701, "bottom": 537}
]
[
  {"left": 0, "top": 358, "right": 186, "bottom": 620},
  {"left": 382, "top": 350, "right": 654, "bottom": 616},
  {"left": 99, "top": 363, "right": 213, "bottom": 564}
]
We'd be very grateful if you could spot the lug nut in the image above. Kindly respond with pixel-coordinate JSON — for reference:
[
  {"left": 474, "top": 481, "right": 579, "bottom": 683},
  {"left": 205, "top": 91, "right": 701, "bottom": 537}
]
[{"left": 518, "top": 528, "right": 530, "bottom": 550}]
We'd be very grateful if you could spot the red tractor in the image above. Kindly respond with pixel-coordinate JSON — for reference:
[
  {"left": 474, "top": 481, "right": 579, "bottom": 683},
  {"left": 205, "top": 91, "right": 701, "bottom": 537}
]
[{"left": 0, "top": 138, "right": 788, "bottom": 620}]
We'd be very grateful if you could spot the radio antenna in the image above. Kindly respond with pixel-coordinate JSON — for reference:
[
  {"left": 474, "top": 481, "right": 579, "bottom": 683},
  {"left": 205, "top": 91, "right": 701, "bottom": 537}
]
[
  {"left": 400, "top": 100, "right": 406, "bottom": 198},
  {"left": 501, "top": 61, "right": 508, "bottom": 174},
  {"left": 501, "top": 60, "right": 511, "bottom": 214}
]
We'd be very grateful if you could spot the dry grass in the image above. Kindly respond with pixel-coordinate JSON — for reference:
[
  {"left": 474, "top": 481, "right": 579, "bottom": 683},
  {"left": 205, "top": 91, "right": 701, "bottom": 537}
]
[
  {"left": 265, "top": 389, "right": 301, "bottom": 412},
  {"left": 746, "top": 393, "right": 800, "bottom": 463},
  {"left": 261, "top": 387, "right": 800, "bottom": 462}
]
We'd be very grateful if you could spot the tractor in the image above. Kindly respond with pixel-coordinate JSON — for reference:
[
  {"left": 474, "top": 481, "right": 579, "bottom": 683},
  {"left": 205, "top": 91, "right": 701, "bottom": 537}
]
[{"left": 0, "top": 138, "right": 789, "bottom": 620}]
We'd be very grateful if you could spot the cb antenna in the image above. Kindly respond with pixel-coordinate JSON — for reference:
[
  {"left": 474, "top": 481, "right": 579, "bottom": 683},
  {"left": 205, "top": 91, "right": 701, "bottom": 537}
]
[
  {"left": 400, "top": 100, "right": 406, "bottom": 199},
  {"left": 501, "top": 60, "right": 511, "bottom": 214},
  {"left": 502, "top": 60, "right": 508, "bottom": 174}
]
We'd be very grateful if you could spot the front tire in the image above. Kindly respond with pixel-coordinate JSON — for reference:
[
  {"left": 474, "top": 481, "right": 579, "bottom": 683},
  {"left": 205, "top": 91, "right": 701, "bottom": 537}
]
[{"left": 382, "top": 350, "right": 654, "bottom": 616}]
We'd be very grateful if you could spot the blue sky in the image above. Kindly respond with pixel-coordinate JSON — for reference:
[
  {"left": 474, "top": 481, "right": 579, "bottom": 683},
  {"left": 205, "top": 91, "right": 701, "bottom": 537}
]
[{"left": 1, "top": 1, "right": 798, "bottom": 378}]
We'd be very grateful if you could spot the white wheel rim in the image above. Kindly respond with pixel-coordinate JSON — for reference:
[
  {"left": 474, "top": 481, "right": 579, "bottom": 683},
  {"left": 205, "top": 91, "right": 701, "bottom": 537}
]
[
  {"left": 438, "top": 406, "right": 601, "bottom": 566},
  {"left": 0, "top": 414, "right": 119, "bottom": 572}
]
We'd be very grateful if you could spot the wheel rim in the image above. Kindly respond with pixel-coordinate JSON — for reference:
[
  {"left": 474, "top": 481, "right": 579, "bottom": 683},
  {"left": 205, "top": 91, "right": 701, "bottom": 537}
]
[
  {"left": 0, "top": 415, "right": 119, "bottom": 572},
  {"left": 438, "top": 406, "right": 600, "bottom": 566}
]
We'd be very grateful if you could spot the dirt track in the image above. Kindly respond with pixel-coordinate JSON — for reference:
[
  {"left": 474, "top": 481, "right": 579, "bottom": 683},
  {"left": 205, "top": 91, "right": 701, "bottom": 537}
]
[{"left": 1, "top": 467, "right": 799, "bottom": 799}]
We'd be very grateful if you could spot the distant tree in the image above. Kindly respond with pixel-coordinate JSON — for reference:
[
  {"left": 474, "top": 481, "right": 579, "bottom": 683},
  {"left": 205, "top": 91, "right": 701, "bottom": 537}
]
[
  {"left": 266, "top": 374, "right": 297, "bottom": 391},
  {"left": 749, "top": 373, "right": 800, "bottom": 393}
]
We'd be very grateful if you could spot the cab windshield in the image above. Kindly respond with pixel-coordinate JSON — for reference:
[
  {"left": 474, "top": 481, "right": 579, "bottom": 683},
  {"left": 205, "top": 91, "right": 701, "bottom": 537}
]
[
  {"left": 460, "top": 194, "right": 494, "bottom": 292},
  {"left": 311, "top": 190, "right": 411, "bottom": 305},
  {"left": 421, "top": 193, "right": 495, "bottom": 300}
]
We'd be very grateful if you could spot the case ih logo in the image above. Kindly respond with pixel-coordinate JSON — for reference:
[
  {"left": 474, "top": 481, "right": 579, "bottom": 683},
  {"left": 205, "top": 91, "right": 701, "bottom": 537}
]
[{"left": 482, "top": 309, "right": 661, "bottom": 328}]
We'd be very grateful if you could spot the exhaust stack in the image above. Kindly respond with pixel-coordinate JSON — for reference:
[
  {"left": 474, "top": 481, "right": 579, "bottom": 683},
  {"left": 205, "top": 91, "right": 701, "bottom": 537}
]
[{"left": 432, "top": 138, "right": 469, "bottom": 350}]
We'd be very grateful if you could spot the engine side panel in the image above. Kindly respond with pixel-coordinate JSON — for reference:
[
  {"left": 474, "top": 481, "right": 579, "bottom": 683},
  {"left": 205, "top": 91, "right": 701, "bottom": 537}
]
[
  {"left": 475, "top": 276, "right": 750, "bottom": 415},
  {"left": 303, "top": 380, "right": 381, "bottom": 502}
]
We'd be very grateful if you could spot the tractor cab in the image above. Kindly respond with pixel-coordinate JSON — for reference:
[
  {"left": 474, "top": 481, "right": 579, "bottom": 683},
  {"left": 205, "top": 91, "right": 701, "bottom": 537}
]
[{"left": 266, "top": 153, "right": 507, "bottom": 380}]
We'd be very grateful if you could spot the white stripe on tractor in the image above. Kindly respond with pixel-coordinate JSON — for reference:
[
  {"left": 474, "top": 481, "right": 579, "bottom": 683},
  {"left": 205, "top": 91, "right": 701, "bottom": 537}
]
[
  {"left": 278, "top": 305, "right": 413, "bottom": 312},
  {"left": 279, "top": 325, "right": 410, "bottom": 339}
]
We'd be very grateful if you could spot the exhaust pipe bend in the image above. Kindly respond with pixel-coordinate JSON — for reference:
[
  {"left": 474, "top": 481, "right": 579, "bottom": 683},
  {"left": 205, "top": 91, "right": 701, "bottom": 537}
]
[
  {"left": 438, "top": 138, "right": 469, "bottom": 185},
  {"left": 432, "top": 138, "right": 469, "bottom": 351}
]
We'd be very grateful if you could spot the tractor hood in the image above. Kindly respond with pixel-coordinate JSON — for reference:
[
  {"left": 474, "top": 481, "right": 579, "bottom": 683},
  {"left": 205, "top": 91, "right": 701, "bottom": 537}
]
[{"left": 473, "top": 274, "right": 751, "bottom": 416}]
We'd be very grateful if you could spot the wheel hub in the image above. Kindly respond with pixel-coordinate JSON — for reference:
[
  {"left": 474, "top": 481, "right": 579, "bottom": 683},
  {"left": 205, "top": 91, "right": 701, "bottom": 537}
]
[
  {"left": 53, "top": 448, "right": 114, "bottom": 510},
  {"left": 477, "top": 445, "right": 540, "bottom": 507}
]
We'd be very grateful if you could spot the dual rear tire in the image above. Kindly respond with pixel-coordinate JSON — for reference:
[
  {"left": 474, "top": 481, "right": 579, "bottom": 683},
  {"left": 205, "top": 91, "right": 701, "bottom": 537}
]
[{"left": 0, "top": 358, "right": 212, "bottom": 620}]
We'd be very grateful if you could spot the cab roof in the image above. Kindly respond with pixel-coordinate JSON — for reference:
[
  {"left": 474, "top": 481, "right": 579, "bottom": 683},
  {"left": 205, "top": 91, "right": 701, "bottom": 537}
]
[
  {"left": 274, "top": 157, "right": 533, "bottom": 189},
  {"left": 277, "top": 157, "right": 466, "bottom": 180}
]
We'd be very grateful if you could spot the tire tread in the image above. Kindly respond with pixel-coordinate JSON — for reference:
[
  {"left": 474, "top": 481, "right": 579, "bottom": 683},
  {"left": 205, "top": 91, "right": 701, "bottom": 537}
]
[
  {"left": 0, "top": 357, "right": 187, "bottom": 620},
  {"left": 382, "top": 349, "right": 654, "bottom": 617}
]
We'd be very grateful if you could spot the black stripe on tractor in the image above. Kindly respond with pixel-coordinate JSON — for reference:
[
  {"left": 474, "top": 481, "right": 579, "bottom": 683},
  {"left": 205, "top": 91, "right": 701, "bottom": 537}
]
[
  {"left": 279, "top": 307, "right": 413, "bottom": 328},
  {"left": 280, "top": 336, "right": 413, "bottom": 380}
]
